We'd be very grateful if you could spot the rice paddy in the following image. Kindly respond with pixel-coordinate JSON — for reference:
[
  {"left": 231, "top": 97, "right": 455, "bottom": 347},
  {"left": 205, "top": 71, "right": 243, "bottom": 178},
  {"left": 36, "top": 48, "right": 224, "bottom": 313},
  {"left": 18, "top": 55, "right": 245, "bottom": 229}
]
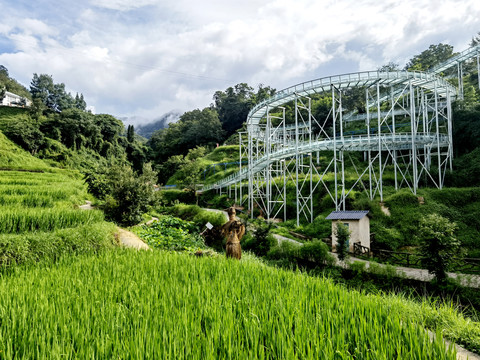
[
  {"left": 0, "top": 169, "right": 113, "bottom": 270},
  {"left": 0, "top": 250, "right": 457, "bottom": 359}
]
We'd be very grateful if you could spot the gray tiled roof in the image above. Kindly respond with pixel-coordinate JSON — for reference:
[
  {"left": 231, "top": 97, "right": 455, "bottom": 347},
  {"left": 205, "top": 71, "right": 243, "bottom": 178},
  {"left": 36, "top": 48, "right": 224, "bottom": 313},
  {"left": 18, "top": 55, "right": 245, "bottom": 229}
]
[{"left": 325, "top": 210, "right": 369, "bottom": 220}]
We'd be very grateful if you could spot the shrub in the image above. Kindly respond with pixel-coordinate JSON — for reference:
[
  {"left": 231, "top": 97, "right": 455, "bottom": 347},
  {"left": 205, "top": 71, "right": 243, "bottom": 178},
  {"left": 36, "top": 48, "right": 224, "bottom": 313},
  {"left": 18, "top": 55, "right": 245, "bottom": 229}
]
[
  {"left": 160, "top": 189, "right": 195, "bottom": 205},
  {"left": 167, "top": 203, "right": 202, "bottom": 219},
  {"left": 87, "top": 163, "right": 160, "bottom": 226},
  {"left": 192, "top": 211, "right": 225, "bottom": 228},
  {"left": 386, "top": 190, "right": 419, "bottom": 207},
  {"left": 299, "top": 240, "right": 335, "bottom": 265},
  {"left": 417, "top": 214, "right": 460, "bottom": 283},
  {"left": 302, "top": 216, "right": 331, "bottom": 238},
  {"left": 267, "top": 240, "right": 302, "bottom": 262},
  {"left": 371, "top": 225, "right": 403, "bottom": 251},
  {"left": 335, "top": 223, "right": 350, "bottom": 261},
  {"left": 244, "top": 223, "right": 276, "bottom": 257}
]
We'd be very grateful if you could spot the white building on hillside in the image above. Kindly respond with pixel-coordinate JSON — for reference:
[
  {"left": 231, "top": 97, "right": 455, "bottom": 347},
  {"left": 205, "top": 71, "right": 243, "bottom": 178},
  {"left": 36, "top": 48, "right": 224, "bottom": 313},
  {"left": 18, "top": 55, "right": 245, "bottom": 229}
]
[{"left": 1, "top": 91, "right": 32, "bottom": 107}]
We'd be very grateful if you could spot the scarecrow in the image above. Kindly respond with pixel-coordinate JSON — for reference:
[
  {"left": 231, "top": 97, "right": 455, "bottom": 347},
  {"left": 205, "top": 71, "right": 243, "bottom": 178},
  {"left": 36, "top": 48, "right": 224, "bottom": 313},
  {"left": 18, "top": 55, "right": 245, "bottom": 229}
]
[{"left": 221, "top": 207, "right": 245, "bottom": 260}]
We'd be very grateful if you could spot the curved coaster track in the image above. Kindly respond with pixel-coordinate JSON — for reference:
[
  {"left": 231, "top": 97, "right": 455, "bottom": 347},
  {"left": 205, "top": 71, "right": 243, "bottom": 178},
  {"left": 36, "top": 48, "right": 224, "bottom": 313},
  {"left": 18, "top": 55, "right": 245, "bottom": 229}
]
[{"left": 206, "top": 45, "right": 480, "bottom": 225}]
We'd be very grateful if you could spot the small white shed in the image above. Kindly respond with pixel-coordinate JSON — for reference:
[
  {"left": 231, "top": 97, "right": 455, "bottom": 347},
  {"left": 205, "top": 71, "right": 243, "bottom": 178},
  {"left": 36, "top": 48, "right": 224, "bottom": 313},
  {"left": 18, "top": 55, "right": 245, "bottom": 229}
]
[{"left": 326, "top": 210, "right": 370, "bottom": 253}]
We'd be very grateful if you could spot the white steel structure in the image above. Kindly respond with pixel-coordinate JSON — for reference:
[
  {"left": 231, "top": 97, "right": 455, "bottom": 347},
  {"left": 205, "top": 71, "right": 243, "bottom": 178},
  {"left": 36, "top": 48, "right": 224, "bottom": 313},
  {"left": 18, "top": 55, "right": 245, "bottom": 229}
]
[{"left": 206, "top": 45, "right": 480, "bottom": 225}]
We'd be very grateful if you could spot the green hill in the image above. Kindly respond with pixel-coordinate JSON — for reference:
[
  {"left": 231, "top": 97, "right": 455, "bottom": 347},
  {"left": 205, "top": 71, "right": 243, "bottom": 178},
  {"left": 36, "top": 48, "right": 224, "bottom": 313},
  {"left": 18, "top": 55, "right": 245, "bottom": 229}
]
[{"left": 0, "top": 130, "right": 51, "bottom": 171}]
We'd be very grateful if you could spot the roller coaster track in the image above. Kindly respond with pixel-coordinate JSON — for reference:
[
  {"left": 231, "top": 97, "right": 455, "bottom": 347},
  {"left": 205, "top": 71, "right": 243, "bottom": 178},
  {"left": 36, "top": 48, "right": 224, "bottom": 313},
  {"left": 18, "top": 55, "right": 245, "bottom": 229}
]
[
  {"left": 206, "top": 133, "right": 449, "bottom": 190},
  {"left": 428, "top": 44, "right": 480, "bottom": 74},
  {"left": 206, "top": 44, "right": 480, "bottom": 223}
]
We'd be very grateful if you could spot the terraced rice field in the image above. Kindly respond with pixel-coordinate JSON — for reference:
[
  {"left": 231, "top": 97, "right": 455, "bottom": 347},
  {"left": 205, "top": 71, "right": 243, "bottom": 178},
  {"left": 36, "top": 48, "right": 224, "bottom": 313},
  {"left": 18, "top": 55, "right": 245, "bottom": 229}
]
[
  {"left": 0, "top": 250, "right": 457, "bottom": 359},
  {"left": 0, "top": 170, "right": 113, "bottom": 270}
]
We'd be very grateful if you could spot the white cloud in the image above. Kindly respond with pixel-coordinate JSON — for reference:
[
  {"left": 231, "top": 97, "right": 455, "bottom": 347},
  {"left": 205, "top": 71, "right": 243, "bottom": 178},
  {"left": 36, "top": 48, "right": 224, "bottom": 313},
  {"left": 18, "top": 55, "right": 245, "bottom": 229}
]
[
  {"left": 1, "top": 0, "right": 479, "bottom": 124},
  {"left": 20, "top": 18, "right": 58, "bottom": 36},
  {"left": 91, "top": 0, "right": 158, "bottom": 11}
]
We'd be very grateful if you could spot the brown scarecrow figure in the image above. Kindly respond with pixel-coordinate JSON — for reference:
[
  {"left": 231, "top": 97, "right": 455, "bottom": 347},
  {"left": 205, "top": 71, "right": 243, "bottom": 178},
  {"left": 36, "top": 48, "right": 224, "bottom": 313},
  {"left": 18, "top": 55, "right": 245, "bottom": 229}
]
[{"left": 221, "top": 207, "right": 245, "bottom": 260}]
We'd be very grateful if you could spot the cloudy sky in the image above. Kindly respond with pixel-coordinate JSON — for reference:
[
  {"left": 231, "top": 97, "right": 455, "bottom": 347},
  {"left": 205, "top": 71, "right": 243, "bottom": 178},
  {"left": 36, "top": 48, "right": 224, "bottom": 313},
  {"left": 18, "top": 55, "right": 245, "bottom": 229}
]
[{"left": 0, "top": 0, "right": 479, "bottom": 124}]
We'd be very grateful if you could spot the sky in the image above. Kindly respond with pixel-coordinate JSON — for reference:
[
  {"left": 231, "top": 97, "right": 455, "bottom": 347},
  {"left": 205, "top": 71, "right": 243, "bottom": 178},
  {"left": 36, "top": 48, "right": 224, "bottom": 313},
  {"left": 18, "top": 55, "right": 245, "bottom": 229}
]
[{"left": 0, "top": 0, "right": 479, "bottom": 125}]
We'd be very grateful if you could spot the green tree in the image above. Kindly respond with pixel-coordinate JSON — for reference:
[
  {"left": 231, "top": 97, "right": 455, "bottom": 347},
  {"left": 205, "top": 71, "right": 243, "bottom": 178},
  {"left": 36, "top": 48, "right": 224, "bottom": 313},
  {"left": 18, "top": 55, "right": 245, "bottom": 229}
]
[
  {"left": 213, "top": 83, "right": 275, "bottom": 137},
  {"left": 95, "top": 114, "right": 124, "bottom": 144},
  {"left": 127, "top": 124, "right": 135, "bottom": 143},
  {"left": 250, "top": 223, "right": 275, "bottom": 257},
  {"left": 155, "top": 154, "right": 184, "bottom": 184},
  {"left": 471, "top": 31, "right": 480, "bottom": 47},
  {"left": 89, "top": 163, "right": 159, "bottom": 225},
  {"left": 74, "top": 93, "right": 87, "bottom": 110},
  {"left": 405, "top": 44, "right": 455, "bottom": 71},
  {"left": 3, "top": 121, "right": 44, "bottom": 154},
  {"left": 378, "top": 62, "right": 400, "bottom": 72},
  {"left": 30, "top": 73, "right": 75, "bottom": 112},
  {"left": 180, "top": 146, "right": 207, "bottom": 197},
  {"left": 0, "top": 65, "right": 8, "bottom": 79},
  {"left": 30, "top": 73, "right": 54, "bottom": 107},
  {"left": 335, "top": 223, "right": 350, "bottom": 261},
  {"left": 149, "top": 108, "right": 224, "bottom": 163},
  {"left": 126, "top": 141, "right": 148, "bottom": 173},
  {"left": 417, "top": 214, "right": 460, "bottom": 283},
  {"left": 451, "top": 103, "right": 480, "bottom": 156}
]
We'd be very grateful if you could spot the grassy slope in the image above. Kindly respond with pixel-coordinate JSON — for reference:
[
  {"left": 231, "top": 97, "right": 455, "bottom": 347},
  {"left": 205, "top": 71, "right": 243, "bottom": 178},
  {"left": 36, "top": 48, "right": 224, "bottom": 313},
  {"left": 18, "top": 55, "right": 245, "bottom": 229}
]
[
  {"left": 0, "top": 250, "right": 466, "bottom": 359},
  {"left": 0, "top": 130, "right": 51, "bottom": 171},
  {"left": 167, "top": 145, "right": 240, "bottom": 185},
  {"left": 0, "top": 106, "right": 31, "bottom": 130},
  {"left": 0, "top": 169, "right": 115, "bottom": 271}
]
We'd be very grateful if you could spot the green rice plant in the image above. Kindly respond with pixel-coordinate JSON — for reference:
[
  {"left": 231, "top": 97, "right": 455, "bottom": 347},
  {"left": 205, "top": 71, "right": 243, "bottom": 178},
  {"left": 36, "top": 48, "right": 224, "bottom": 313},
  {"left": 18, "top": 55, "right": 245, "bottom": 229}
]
[
  {"left": 0, "top": 222, "right": 116, "bottom": 271},
  {"left": 0, "top": 250, "right": 458, "bottom": 359},
  {"left": 0, "top": 208, "right": 104, "bottom": 233},
  {"left": 0, "top": 194, "right": 55, "bottom": 208}
]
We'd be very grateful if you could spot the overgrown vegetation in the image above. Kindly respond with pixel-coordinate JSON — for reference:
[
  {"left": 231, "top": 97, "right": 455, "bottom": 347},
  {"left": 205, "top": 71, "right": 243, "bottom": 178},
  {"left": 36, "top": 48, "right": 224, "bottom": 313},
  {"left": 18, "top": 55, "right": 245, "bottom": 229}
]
[{"left": 135, "top": 215, "right": 207, "bottom": 253}]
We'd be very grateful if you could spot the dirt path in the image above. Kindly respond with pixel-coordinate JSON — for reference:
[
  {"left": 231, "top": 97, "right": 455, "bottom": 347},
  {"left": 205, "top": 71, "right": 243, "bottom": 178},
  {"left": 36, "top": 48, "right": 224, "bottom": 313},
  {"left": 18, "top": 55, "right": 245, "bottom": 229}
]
[
  {"left": 271, "top": 234, "right": 480, "bottom": 288},
  {"left": 202, "top": 208, "right": 229, "bottom": 221},
  {"left": 116, "top": 228, "right": 150, "bottom": 250},
  {"left": 79, "top": 200, "right": 94, "bottom": 210},
  {"left": 428, "top": 331, "right": 480, "bottom": 360},
  {"left": 332, "top": 253, "right": 480, "bottom": 288}
]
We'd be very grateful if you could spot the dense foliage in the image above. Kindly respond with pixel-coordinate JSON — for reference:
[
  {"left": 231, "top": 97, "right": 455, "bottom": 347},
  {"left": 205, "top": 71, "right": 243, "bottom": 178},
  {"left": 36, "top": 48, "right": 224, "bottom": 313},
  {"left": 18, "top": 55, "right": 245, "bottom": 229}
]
[
  {"left": 136, "top": 215, "right": 206, "bottom": 252},
  {"left": 243, "top": 223, "right": 276, "bottom": 257},
  {"left": 149, "top": 108, "right": 223, "bottom": 163},
  {"left": 30, "top": 73, "right": 86, "bottom": 112},
  {"left": 404, "top": 44, "right": 455, "bottom": 71}
]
